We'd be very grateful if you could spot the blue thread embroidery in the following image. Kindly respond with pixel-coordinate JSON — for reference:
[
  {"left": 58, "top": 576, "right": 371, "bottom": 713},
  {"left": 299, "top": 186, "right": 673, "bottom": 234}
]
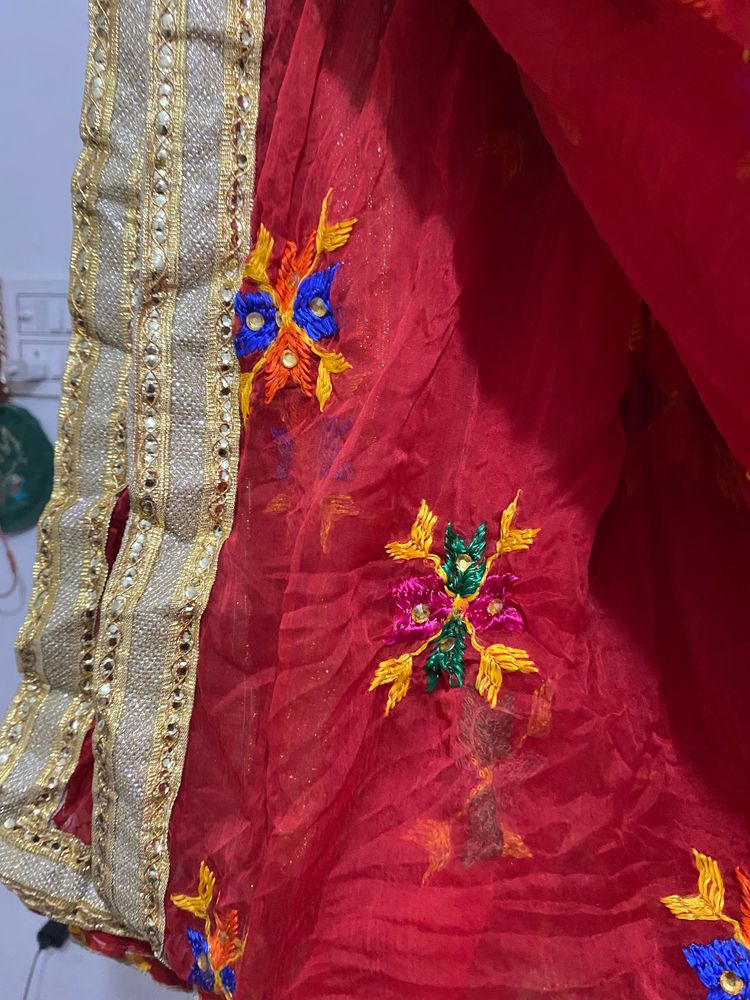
[
  {"left": 233, "top": 289, "right": 277, "bottom": 355},
  {"left": 220, "top": 967, "right": 237, "bottom": 996},
  {"left": 662, "top": 851, "right": 750, "bottom": 998},
  {"left": 186, "top": 928, "right": 215, "bottom": 993},
  {"left": 293, "top": 263, "right": 342, "bottom": 340},
  {"left": 684, "top": 939, "right": 750, "bottom": 999}
]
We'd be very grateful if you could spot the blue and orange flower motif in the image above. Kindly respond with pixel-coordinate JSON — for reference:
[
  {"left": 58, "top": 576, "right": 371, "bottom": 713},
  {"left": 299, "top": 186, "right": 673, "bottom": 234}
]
[
  {"left": 172, "top": 862, "right": 244, "bottom": 999},
  {"left": 234, "top": 189, "right": 357, "bottom": 423},
  {"left": 662, "top": 850, "right": 750, "bottom": 998},
  {"left": 369, "top": 493, "right": 540, "bottom": 716}
]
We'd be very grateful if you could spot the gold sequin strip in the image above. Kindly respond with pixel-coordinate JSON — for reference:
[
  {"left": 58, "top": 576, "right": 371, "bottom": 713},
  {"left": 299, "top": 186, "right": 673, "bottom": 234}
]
[
  {"left": 2, "top": 874, "right": 129, "bottom": 934},
  {"left": 91, "top": 0, "right": 187, "bottom": 926},
  {"left": 0, "top": 150, "right": 142, "bottom": 876},
  {"left": 89, "top": 0, "right": 266, "bottom": 949},
  {"left": 139, "top": 0, "right": 266, "bottom": 951}
]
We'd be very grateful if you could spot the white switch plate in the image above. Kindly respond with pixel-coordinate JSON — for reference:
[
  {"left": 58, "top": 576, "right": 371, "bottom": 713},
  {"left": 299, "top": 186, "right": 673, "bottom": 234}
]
[{"left": 1, "top": 278, "right": 70, "bottom": 398}]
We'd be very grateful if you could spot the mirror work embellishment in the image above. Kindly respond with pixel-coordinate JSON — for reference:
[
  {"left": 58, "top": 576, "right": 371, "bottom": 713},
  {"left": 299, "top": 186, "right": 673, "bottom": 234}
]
[
  {"left": 369, "top": 493, "right": 540, "bottom": 716},
  {"left": 234, "top": 189, "right": 357, "bottom": 423},
  {"left": 172, "top": 862, "right": 245, "bottom": 999},
  {"left": 661, "top": 850, "right": 750, "bottom": 998}
]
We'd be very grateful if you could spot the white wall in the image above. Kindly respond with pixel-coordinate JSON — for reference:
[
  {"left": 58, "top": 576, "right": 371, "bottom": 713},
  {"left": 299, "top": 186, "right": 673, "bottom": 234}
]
[{"left": 0, "top": 5, "right": 173, "bottom": 997}]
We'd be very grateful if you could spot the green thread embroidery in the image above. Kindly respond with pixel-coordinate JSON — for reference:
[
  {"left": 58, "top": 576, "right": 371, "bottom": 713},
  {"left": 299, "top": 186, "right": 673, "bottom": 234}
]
[{"left": 370, "top": 493, "right": 541, "bottom": 715}]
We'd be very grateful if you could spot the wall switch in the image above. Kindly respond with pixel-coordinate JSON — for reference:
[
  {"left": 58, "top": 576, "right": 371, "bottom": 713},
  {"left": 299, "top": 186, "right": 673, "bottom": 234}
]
[{"left": 0, "top": 278, "right": 70, "bottom": 398}]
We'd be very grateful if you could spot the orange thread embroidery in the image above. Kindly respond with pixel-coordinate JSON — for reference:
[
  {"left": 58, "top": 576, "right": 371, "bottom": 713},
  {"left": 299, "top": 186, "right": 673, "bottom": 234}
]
[
  {"left": 234, "top": 190, "right": 357, "bottom": 424},
  {"left": 172, "top": 861, "right": 245, "bottom": 999},
  {"left": 404, "top": 819, "right": 453, "bottom": 885},
  {"left": 320, "top": 493, "right": 358, "bottom": 553}
]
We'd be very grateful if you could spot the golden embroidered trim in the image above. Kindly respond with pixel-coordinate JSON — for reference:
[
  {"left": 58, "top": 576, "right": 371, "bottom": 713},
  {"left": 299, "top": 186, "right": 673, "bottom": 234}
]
[
  {"left": 87, "top": 0, "right": 266, "bottom": 951},
  {"left": 139, "top": 0, "right": 266, "bottom": 952},
  {"left": 0, "top": 148, "right": 141, "bottom": 878},
  {"left": 3, "top": 875, "right": 128, "bottom": 934},
  {"left": 91, "top": 0, "right": 188, "bottom": 927}
]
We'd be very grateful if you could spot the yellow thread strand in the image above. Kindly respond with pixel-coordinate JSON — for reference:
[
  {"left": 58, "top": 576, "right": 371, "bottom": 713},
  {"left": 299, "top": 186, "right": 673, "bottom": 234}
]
[
  {"left": 171, "top": 860, "right": 215, "bottom": 921},
  {"left": 315, "top": 188, "right": 358, "bottom": 259},
  {"left": 465, "top": 619, "right": 484, "bottom": 655},
  {"left": 467, "top": 620, "right": 536, "bottom": 709},
  {"left": 482, "top": 491, "right": 540, "bottom": 584},
  {"left": 239, "top": 356, "right": 266, "bottom": 424},
  {"left": 243, "top": 223, "right": 274, "bottom": 290},
  {"left": 313, "top": 349, "right": 351, "bottom": 411},
  {"left": 385, "top": 500, "right": 438, "bottom": 562},
  {"left": 369, "top": 632, "right": 441, "bottom": 716},
  {"left": 660, "top": 850, "right": 743, "bottom": 938}
]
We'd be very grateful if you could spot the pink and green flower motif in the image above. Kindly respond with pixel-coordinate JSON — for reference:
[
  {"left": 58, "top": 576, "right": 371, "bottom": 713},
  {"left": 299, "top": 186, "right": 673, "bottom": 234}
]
[
  {"left": 370, "top": 494, "right": 540, "bottom": 716},
  {"left": 662, "top": 850, "right": 750, "bottom": 999}
]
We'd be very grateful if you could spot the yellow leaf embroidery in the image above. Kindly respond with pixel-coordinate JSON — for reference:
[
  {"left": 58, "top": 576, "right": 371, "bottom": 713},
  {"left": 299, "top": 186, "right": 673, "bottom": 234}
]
[
  {"left": 475, "top": 643, "right": 537, "bottom": 709},
  {"left": 314, "top": 350, "right": 351, "bottom": 411},
  {"left": 172, "top": 860, "right": 215, "bottom": 921},
  {"left": 243, "top": 223, "right": 274, "bottom": 290},
  {"left": 498, "top": 490, "right": 540, "bottom": 555},
  {"left": 696, "top": 850, "right": 726, "bottom": 914},
  {"left": 385, "top": 500, "right": 438, "bottom": 562},
  {"left": 316, "top": 188, "right": 358, "bottom": 256},
  {"left": 661, "top": 893, "right": 723, "bottom": 923},
  {"left": 315, "top": 366, "right": 332, "bottom": 412},
  {"left": 660, "top": 850, "right": 743, "bottom": 937},
  {"left": 369, "top": 653, "right": 413, "bottom": 717},
  {"left": 239, "top": 356, "right": 266, "bottom": 424}
]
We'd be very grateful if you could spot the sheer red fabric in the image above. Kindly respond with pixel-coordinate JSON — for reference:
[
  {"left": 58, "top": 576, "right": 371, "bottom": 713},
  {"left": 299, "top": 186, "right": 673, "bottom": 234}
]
[
  {"left": 60, "top": 2, "right": 750, "bottom": 996},
  {"left": 472, "top": 0, "right": 750, "bottom": 468}
]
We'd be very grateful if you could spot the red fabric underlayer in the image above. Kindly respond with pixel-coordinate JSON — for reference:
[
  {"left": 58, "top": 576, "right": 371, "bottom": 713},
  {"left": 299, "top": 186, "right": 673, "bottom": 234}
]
[{"left": 57, "top": 2, "right": 750, "bottom": 996}]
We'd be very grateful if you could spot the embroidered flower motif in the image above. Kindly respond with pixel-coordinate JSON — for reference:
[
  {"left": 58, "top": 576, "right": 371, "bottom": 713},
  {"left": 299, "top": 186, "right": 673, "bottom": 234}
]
[
  {"left": 661, "top": 850, "right": 750, "bottom": 998},
  {"left": 369, "top": 492, "right": 540, "bottom": 716},
  {"left": 234, "top": 190, "right": 357, "bottom": 423},
  {"left": 172, "top": 861, "right": 244, "bottom": 999}
]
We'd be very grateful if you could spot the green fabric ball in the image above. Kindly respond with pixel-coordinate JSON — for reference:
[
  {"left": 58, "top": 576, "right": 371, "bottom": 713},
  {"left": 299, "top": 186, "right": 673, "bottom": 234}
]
[{"left": 0, "top": 403, "right": 54, "bottom": 535}]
